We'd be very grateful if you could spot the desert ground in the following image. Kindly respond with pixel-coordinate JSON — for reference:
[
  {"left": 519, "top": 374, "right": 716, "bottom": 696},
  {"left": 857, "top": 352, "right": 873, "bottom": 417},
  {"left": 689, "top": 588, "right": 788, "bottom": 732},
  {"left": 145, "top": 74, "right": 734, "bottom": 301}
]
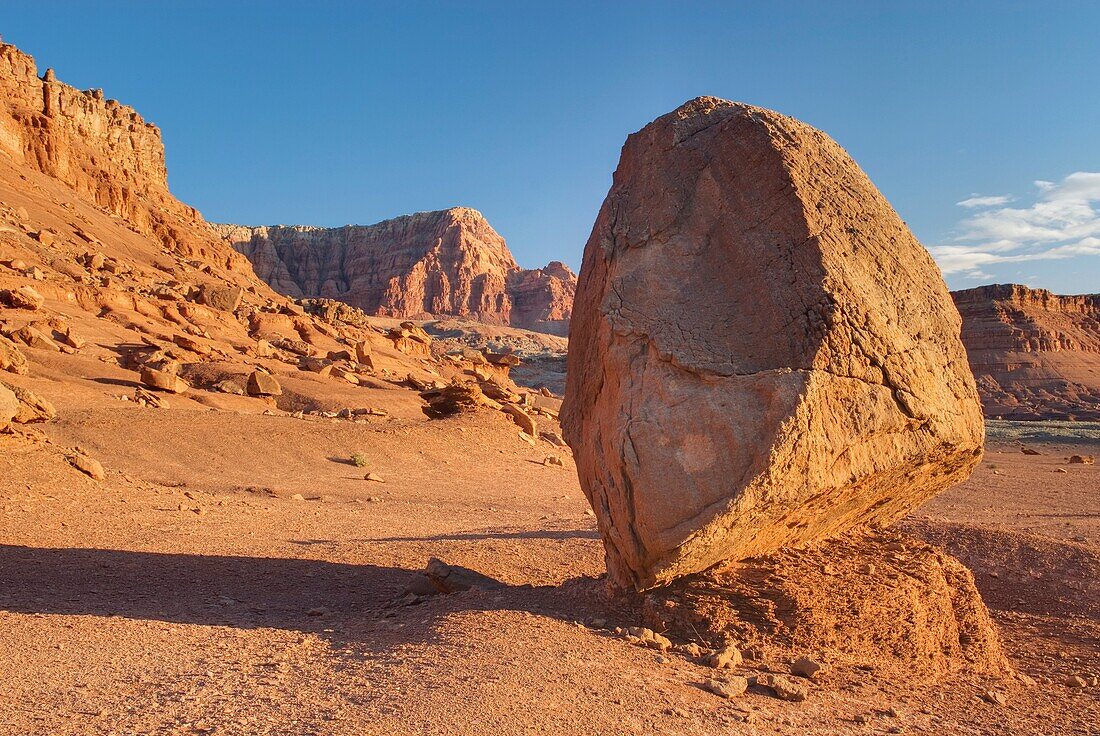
[
  {"left": 2, "top": 38, "right": 1098, "bottom": 736},
  {"left": 2, "top": 369, "right": 1097, "bottom": 734}
]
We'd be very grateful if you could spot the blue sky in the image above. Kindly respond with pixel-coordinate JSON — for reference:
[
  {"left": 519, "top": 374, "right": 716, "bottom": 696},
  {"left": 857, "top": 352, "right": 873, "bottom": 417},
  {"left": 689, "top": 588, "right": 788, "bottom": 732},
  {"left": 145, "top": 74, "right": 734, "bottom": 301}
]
[{"left": 4, "top": 2, "right": 1099, "bottom": 293}]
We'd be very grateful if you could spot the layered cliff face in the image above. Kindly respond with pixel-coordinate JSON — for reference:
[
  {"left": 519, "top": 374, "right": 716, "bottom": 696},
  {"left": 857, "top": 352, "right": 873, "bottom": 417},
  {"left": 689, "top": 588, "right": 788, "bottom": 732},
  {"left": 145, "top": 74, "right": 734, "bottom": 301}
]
[
  {"left": 953, "top": 284, "right": 1100, "bottom": 421},
  {"left": 216, "top": 210, "right": 576, "bottom": 335},
  {"left": 0, "top": 43, "right": 251, "bottom": 272}
]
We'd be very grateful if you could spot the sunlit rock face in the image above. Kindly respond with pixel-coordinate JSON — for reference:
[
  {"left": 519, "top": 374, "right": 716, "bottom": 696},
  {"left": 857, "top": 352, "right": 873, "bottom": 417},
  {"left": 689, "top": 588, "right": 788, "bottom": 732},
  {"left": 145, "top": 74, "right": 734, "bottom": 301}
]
[{"left": 562, "top": 97, "right": 984, "bottom": 591}]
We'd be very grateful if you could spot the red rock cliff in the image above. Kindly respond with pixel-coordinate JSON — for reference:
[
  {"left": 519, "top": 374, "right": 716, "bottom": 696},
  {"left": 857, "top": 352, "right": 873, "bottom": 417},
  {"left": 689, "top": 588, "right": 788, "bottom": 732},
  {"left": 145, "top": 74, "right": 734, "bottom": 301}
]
[
  {"left": 0, "top": 42, "right": 250, "bottom": 272},
  {"left": 216, "top": 210, "right": 575, "bottom": 334},
  {"left": 952, "top": 284, "right": 1100, "bottom": 421}
]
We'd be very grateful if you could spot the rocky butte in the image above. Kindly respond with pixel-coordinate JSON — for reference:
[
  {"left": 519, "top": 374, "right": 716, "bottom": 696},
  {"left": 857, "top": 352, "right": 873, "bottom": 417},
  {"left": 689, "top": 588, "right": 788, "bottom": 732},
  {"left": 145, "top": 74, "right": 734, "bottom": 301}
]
[
  {"left": 562, "top": 97, "right": 985, "bottom": 591},
  {"left": 215, "top": 210, "right": 576, "bottom": 335},
  {"left": 952, "top": 283, "right": 1100, "bottom": 421}
]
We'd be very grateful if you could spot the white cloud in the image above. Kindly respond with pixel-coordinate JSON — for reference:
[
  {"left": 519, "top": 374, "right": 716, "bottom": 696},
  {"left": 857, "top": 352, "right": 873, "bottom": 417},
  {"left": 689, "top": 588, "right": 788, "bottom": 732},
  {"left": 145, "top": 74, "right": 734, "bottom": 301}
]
[
  {"left": 957, "top": 195, "right": 1011, "bottom": 208},
  {"left": 930, "top": 172, "right": 1100, "bottom": 279}
]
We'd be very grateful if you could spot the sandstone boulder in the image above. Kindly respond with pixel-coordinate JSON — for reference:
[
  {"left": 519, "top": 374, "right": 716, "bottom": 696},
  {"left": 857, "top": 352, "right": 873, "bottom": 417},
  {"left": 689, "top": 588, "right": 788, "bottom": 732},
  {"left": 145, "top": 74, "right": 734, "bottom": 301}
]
[
  {"left": 198, "top": 284, "right": 243, "bottom": 312},
  {"left": 246, "top": 371, "right": 282, "bottom": 397},
  {"left": 0, "top": 382, "right": 18, "bottom": 431},
  {"left": 2, "top": 285, "right": 44, "bottom": 311},
  {"left": 10, "top": 325, "right": 61, "bottom": 352},
  {"left": 141, "top": 366, "right": 189, "bottom": 394},
  {"left": 0, "top": 382, "right": 56, "bottom": 423},
  {"left": 0, "top": 335, "right": 28, "bottom": 374},
  {"left": 561, "top": 98, "right": 984, "bottom": 590}
]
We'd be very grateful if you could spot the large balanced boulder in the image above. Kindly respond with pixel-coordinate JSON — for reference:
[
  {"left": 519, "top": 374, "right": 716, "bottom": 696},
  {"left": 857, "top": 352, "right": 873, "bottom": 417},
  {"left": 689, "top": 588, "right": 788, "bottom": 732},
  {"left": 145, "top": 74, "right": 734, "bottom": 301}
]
[{"left": 561, "top": 98, "right": 984, "bottom": 591}]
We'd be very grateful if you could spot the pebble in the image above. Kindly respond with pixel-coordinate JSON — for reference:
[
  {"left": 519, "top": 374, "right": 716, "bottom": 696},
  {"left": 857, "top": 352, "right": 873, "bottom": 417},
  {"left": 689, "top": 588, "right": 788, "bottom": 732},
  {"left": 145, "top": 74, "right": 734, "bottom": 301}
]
[{"left": 981, "top": 690, "right": 1007, "bottom": 706}]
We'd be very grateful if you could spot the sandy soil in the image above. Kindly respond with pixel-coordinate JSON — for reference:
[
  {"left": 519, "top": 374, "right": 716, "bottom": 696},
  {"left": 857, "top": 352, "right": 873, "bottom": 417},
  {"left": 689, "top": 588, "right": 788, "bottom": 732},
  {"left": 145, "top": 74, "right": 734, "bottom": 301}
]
[{"left": 2, "top": 371, "right": 1097, "bottom": 735}]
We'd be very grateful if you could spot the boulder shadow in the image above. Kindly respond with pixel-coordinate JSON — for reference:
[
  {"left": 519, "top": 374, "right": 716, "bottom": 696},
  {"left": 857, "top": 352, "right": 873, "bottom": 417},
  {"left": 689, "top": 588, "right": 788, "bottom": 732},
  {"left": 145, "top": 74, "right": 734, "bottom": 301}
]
[{"left": 0, "top": 544, "right": 608, "bottom": 653}]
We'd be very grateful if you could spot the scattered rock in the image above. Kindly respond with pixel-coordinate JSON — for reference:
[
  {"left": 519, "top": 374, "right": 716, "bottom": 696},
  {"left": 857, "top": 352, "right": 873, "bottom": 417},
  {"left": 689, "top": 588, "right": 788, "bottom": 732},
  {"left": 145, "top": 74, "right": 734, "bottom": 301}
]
[
  {"left": 0, "top": 383, "right": 18, "bottom": 432},
  {"left": 1068, "top": 455, "right": 1094, "bottom": 465},
  {"left": 1, "top": 285, "right": 45, "bottom": 311},
  {"left": 500, "top": 403, "right": 537, "bottom": 435},
  {"left": 791, "top": 656, "right": 825, "bottom": 679},
  {"left": 561, "top": 97, "right": 983, "bottom": 589},
  {"left": 423, "top": 558, "right": 505, "bottom": 594},
  {"left": 10, "top": 325, "right": 61, "bottom": 351},
  {"left": 246, "top": 371, "right": 282, "bottom": 397},
  {"left": 1020, "top": 446, "right": 1041, "bottom": 456},
  {"left": 140, "top": 367, "right": 189, "bottom": 394},
  {"left": 134, "top": 387, "right": 167, "bottom": 408},
  {"left": 364, "top": 472, "right": 385, "bottom": 483},
  {"left": 981, "top": 690, "right": 1007, "bottom": 706},
  {"left": 706, "top": 645, "right": 743, "bottom": 669},
  {"left": 542, "top": 455, "right": 564, "bottom": 467},
  {"left": 0, "top": 335, "right": 28, "bottom": 375},
  {"left": 198, "top": 284, "right": 243, "bottom": 312},
  {"left": 624, "top": 627, "right": 672, "bottom": 651},
  {"left": 422, "top": 383, "right": 493, "bottom": 418},
  {"left": 2, "top": 382, "right": 56, "bottom": 423},
  {"left": 756, "top": 673, "right": 809, "bottom": 702},
  {"left": 1065, "top": 675, "right": 1088, "bottom": 688},
  {"left": 701, "top": 676, "right": 748, "bottom": 699},
  {"left": 69, "top": 453, "right": 105, "bottom": 481}
]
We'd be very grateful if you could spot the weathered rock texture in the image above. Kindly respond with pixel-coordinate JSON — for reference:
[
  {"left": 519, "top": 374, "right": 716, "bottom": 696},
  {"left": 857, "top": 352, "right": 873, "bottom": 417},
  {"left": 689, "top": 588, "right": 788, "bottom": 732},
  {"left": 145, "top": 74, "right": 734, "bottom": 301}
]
[
  {"left": 953, "top": 284, "right": 1100, "bottom": 421},
  {"left": 562, "top": 97, "right": 984, "bottom": 590},
  {"left": 0, "top": 43, "right": 252, "bottom": 271},
  {"left": 215, "top": 210, "right": 576, "bottom": 335}
]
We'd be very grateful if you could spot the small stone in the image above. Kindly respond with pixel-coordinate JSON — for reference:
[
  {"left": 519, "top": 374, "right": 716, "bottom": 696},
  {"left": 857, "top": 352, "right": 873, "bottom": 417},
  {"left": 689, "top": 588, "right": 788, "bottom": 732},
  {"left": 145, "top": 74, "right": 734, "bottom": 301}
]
[
  {"left": 701, "top": 676, "right": 748, "bottom": 699},
  {"left": 1065, "top": 675, "right": 1088, "bottom": 688},
  {"left": 791, "top": 655, "right": 825, "bottom": 679},
  {"left": 542, "top": 455, "right": 564, "bottom": 467},
  {"left": 140, "top": 367, "right": 189, "bottom": 394},
  {"left": 743, "top": 646, "right": 765, "bottom": 661},
  {"left": 1055, "top": 468, "right": 1068, "bottom": 474},
  {"left": 860, "top": 563, "right": 877, "bottom": 575},
  {"left": 981, "top": 690, "right": 1007, "bottom": 706},
  {"left": 291, "top": 493, "right": 306, "bottom": 502},
  {"left": 365, "top": 473, "right": 385, "bottom": 483},
  {"left": 756, "top": 673, "right": 809, "bottom": 702},
  {"left": 306, "top": 607, "right": 328, "bottom": 616},
  {"left": 706, "top": 645, "right": 743, "bottom": 669},
  {"left": 69, "top": 454, "right": 105, "bottom": 481},
  {"left": 1068, "top": 455, "right": 1094, "bottom": 465},
  {"left": 246, "top": 370, "right": 282, "bottom": 397}
]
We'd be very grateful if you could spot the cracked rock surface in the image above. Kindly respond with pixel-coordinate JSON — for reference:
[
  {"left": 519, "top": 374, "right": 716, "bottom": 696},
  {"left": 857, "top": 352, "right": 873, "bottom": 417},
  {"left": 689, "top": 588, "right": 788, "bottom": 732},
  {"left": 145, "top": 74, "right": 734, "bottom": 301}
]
[{"left": 561, "top": 96, "right": 984, "bottom": 590}]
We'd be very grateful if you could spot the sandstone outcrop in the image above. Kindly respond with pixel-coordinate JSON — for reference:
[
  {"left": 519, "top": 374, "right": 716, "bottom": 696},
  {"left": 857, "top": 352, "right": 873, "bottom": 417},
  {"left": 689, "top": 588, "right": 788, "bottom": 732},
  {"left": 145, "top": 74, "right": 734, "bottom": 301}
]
[
  {"left": 0, "top": 43, "right": 254, "bottom": 272},
  {"left": 215, "top": 210, "right": 576, "bottom": 334},
  {"left": 562, "top": 97, "right": 984, "bottom": 590},
  {"left": 952, "top": 284, "right": 1100, "bottom": 421}
]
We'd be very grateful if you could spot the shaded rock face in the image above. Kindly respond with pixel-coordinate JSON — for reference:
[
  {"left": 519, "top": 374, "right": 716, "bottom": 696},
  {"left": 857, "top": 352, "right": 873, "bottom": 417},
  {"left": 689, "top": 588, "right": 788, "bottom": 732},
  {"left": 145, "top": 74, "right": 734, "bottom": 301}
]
[
  {"left": 562, "top": 97, "right": 984, "bottom": 591},
  {"left": 952, "top": 284, "right": 1100, "bottom": 421},
  {"left": 215, "top": 209, "right": 575, "bottom": 334},
  {"left": 0, "top": 44, "right": 251, "bottom": 271}
]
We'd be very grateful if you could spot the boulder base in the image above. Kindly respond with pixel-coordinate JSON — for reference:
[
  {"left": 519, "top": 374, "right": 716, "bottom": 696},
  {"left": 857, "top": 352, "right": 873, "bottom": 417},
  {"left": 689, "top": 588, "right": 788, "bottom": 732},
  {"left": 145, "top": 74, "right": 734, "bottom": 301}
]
[{"left": 562, "top": 98, "right": 983, "bottom": 590}]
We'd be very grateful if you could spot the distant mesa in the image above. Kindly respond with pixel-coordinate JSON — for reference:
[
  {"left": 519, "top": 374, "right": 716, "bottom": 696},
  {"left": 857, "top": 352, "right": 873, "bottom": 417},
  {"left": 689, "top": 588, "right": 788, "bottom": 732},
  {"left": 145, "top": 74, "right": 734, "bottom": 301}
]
[
  {"left": 214, "top": 209, "right": 577, "bottom": 336},
  {"left": 952, "top": 283, "right": 1100, "bottom": 422}
]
